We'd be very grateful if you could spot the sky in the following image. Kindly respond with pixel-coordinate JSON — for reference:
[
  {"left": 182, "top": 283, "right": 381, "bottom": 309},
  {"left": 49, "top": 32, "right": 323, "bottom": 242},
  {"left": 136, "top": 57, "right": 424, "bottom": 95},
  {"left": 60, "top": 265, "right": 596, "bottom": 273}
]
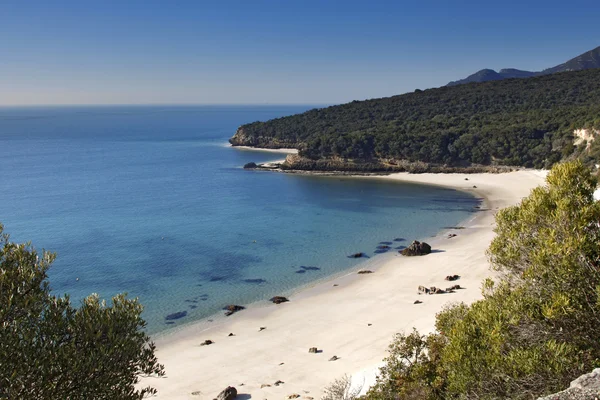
[{"left": 0, "top": 0, "right": 599, "bottom": 106}]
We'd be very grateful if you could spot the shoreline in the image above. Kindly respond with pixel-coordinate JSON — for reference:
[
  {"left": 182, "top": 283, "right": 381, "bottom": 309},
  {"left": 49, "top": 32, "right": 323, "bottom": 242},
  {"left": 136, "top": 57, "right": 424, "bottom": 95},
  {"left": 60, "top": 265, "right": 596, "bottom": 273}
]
[
  {"left": 227, "top": 144, "right": 299, "bottom": 154},
  {"left": 141, "top": 170, "right": 546, "bottom": 399}
]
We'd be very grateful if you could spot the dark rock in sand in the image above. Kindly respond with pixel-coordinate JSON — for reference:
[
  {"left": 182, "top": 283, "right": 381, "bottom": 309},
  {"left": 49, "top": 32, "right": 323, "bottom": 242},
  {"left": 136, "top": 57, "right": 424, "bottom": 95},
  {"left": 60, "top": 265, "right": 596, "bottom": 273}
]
[
  {"left": 308, "top": 347, "right": 318, "bottom": 353},
  {"left": 329, "top": 355, "right": 339, "bottom": 361},
  {"left": 228, "top": 333, "right": 235, "bottom": 337},
  {"left": 213, "top": 386, "right": 237, "bottom": 400},
  {"left": 445, "top": 275, "right": 460, "bottom": 281},
  {"left": 414, "top": 300, "right": 423, "bottom": 304},
  {"left": 223, "top": 305, "right": 245, "bottom": 316},
  {"left": 259, "top": 327, "right": 266, "bottom": 331},
  {"left": 400, "top": 240, "right": 432, "bottom": 256},
  {"left": 165, "top": 311, "right": 187, "bottom": 320},
  {"left": 357, "top": 270, "right": 373, "bottom": 274},
  {"left": 274, "top": 380, "right": 284, "bottom": 386},
  {"left": 270, "top": 296, "right": 289, "bottom": 304},
  {"left": 243, "top": 162, "right": 258, "bottom": 169},
  {"left": 200, "top": 339, "right": 214, "bottom": 346}
]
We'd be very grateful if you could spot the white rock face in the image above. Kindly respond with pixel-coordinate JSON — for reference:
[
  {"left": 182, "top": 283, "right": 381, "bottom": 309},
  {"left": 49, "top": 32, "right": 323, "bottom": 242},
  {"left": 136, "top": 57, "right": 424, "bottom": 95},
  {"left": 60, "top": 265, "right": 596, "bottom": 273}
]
[{"left": 573, "top": 128, "right": 598, "bottom": 149}]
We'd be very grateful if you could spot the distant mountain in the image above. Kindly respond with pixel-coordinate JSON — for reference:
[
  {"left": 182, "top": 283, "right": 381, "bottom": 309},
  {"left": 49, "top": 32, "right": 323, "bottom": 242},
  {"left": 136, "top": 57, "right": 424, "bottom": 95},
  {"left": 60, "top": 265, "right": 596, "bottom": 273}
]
[
  {"left": 448, "top": 46, "right": 600, "bottom": 86},
  {"left": 541, "top": 46, "right": 600, "bottom": 74}
]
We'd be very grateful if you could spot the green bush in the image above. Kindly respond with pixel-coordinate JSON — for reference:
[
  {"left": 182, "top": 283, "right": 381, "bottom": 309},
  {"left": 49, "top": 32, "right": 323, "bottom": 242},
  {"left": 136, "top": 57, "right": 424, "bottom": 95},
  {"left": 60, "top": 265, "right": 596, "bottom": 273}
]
[
  {"left": 365, "top": 161, "right": 600, "bottom": 399},
  {"left": 0, "top": 225, "right": 164, "bottom": 399}
]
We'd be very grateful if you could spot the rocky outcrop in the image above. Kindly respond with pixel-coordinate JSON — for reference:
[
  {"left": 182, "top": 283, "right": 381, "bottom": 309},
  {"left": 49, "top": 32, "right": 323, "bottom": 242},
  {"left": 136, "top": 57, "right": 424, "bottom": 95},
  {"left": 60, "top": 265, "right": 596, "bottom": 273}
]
[
  {"left": 229, "top": 126, "right": 299, "bottom": 149},
  {"left": 537, "top": 369, "right": 600, "bottom": 400},
  {"left": 223, "top": 305, "right": 245, "bottom": 316},
  {"left": 574, "top": 128, "right": 598, "bottom": 150},
  {"left": 243, "top": 162, "right": 257, "bottom": 169},
  {"left": 280, "top": 154, "right": 514, "bottom": 174},
  {"left": 270, "top": 296, "right": 289, "bottom": 304},
  {"left": 214, "top": 386, "right": 237, "bottom": 400},
  {"left": 401, "top": 241, "right": 432, "bottom": 256}
]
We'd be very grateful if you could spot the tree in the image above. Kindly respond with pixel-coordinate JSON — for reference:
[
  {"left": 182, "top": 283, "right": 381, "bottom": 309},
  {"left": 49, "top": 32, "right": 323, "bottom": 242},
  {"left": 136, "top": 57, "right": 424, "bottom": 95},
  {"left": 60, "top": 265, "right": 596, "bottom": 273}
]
[
  {"left": 0, "top": 224, "right": 164, "bottom": 399},
  {"left": 364, "top": 161, "right": 600, "bottom": 399}
]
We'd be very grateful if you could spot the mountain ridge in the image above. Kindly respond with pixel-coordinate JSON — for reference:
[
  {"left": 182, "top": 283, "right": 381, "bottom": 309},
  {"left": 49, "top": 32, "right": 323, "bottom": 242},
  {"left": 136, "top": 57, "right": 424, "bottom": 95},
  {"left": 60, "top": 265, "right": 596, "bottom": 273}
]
[{"left": 447, "top": 46, "right": 600, "bottom": 86}]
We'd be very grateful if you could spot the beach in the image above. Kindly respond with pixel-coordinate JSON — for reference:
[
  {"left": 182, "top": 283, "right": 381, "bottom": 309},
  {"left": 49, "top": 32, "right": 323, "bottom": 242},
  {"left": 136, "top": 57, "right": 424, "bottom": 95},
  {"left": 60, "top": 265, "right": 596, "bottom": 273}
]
[{"left": 141, "top": 170, "right": 547, "bottom": 399}]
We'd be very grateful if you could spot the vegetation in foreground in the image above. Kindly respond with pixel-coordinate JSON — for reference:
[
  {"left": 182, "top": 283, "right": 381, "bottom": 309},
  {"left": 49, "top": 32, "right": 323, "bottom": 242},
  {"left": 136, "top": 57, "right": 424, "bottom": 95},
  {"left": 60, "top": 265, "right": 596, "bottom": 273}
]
[
  {"left": 0, "top": 226, "right": 164, "bottom": 399},
  {"left": 231, "top": 69, "right": 600, "bottom": 170},
  {"left": 355, "top": 161, "right": 600, "bottom": 399}
]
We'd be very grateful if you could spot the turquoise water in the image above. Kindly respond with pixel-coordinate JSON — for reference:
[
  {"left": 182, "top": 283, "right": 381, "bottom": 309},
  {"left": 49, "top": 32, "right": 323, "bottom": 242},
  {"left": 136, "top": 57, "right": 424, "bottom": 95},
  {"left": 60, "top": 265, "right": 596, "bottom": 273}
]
[{"left": 0, "top": 105, "right": 479, "bottom": 334}]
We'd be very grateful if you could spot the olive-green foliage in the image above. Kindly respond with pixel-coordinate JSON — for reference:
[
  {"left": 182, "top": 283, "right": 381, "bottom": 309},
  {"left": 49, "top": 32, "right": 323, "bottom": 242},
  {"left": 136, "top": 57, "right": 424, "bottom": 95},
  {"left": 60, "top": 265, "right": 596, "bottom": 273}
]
[
  {"left": 0, "top": 225, "right": 164, "bottom": 399},
  {"left": 234, "top": 69, "right": 600, "bottom": 169},
  {"left": 365, "top": 161, "right": 600, "bottom": 399}
]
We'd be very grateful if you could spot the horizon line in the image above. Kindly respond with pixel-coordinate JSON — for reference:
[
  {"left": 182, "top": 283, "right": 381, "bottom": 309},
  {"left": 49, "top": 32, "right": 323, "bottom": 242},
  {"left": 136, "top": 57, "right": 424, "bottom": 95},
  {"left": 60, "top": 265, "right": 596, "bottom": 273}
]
[{"left": 0, "top": 102, "right": 333, "bottom": 108}]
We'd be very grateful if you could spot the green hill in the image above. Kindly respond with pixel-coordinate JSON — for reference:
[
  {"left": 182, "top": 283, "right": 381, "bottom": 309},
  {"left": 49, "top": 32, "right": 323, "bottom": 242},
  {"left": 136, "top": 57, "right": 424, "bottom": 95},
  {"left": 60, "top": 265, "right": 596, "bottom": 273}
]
[{"left": 230, "top": 68, "right": 600, "bottom": 171}]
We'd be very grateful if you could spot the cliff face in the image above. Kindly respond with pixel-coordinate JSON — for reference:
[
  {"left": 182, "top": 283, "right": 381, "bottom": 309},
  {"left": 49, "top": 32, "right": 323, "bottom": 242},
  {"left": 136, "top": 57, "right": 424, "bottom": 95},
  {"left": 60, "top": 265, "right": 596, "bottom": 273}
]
[
  {"left": 574, "top": 128, "right": 598, "bottom": 150},
  {"left": 280, "top": 154, "right": 514, "bottom": 174},
  {"left": 228, "top": 126, "right": 300, "bottom": 149}
]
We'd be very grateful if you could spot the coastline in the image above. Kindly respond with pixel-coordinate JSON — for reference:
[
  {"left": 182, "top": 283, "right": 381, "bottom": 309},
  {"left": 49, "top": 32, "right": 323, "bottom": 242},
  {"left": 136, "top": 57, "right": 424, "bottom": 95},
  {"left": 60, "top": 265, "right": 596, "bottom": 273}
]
[
  {"left": 227, "top": 144, "right": 299, "bottom": 154},
  {"left": 140, "top": 170, "right": 546, "bottom": 399}
]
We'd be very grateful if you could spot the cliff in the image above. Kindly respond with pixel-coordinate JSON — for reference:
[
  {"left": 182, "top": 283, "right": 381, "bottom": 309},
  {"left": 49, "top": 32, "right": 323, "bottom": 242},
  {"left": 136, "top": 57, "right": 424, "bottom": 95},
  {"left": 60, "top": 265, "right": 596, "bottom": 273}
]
[{"left": 229, "top": 126, "right": 301, "bottom": 149}]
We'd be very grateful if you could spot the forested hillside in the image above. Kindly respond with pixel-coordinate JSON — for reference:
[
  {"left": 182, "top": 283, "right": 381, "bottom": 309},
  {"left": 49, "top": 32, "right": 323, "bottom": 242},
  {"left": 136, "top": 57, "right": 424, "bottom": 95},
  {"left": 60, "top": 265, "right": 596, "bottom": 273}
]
[{"left": 230, "top": 69, "right": 600, "bottom": 170}]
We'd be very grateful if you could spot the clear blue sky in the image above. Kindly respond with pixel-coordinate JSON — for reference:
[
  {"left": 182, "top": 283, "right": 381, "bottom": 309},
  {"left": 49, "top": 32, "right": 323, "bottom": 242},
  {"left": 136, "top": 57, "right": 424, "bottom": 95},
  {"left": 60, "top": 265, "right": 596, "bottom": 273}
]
[{"left": 1, "top": 0, "right": 598, "bottom": 105}]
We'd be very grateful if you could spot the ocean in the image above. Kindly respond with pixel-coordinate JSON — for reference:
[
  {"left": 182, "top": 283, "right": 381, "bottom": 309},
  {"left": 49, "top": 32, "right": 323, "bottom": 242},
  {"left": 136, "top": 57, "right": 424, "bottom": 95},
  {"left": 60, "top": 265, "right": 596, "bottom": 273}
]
[{"left": 0, "top": 105, "right": 480, "bottom": 334}]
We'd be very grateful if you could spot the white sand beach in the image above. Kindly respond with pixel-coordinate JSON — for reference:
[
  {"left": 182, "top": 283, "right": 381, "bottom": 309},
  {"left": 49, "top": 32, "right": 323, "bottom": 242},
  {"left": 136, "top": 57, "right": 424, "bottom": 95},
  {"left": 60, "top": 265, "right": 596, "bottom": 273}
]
[{"left": 141, "top": 170, "right": 546, "bottom": 399}]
